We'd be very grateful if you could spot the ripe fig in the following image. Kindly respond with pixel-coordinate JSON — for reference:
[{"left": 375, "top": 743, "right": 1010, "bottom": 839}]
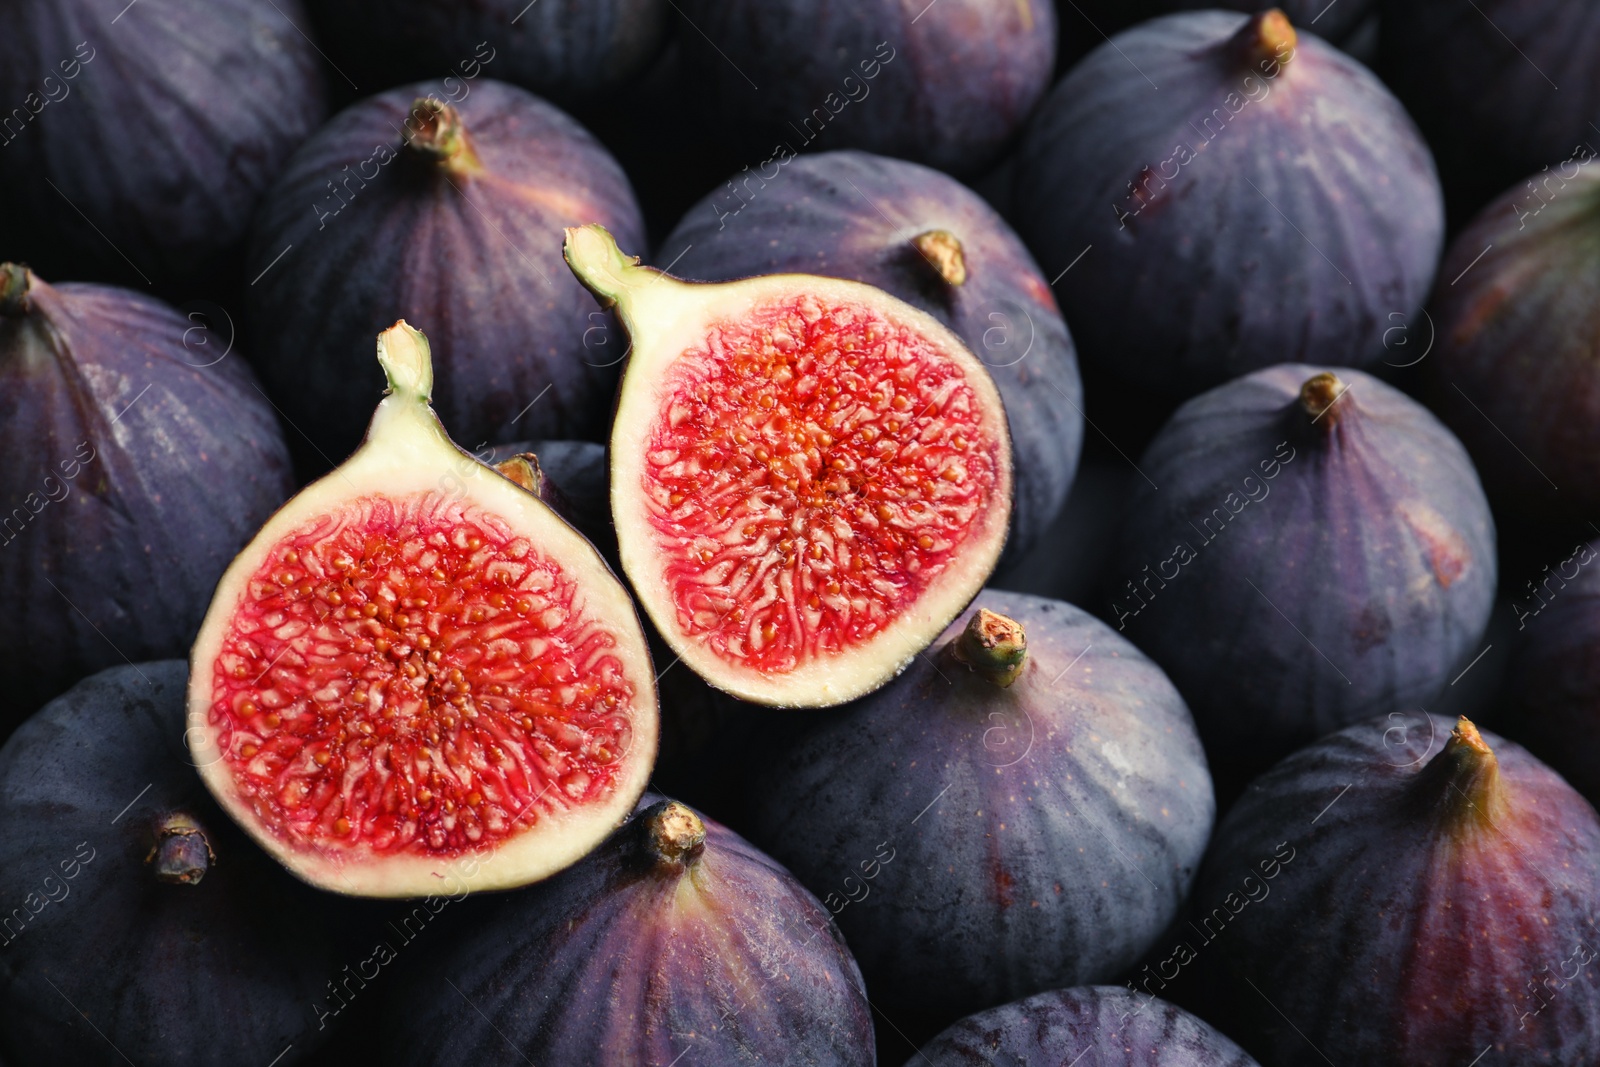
[
  {"left": 381, "top": 797, "right": 874, "bottom": 1066},
  {"left": 0, "top": 663, "right": 339, "bottom": 1066},
  {"left": 675, "top": 0, "right": 1056, "bottom": 176},
  {"left": 0, "top": 264, "right": 294, "bottom": 721},
  {"left": 657, "top": 149, "right": 1084, "bottom": 565},
  {"left": 0, "top": 0, "right": 325, "bottom": 292},
  {"left": 1194, "top": 713, "right": 1600, "bottom": 1065},
  {"left": 1014, "top": 10, "right": 1443, "bottom": 395},
  {"left": 913, "top": 986, "right": 1259, "bottom": 1066},
  {"left": 1110, "top": 365, "right": 1496, "bottom": 792},
  {"left": 483, "top": 439, "right": 612, "bottom": 564},
  {"left": 187, "top": 321, "right": 659, "bottom": 897},
  {"left": 1424, "top": 164, "right": 1600, "bottom": 517},
  {"left": 246, "top": 84, "right": 646, "bottom": 466},
  {"left": 746, "top": 591, "right": 1214, "bottom": 1025},
  {"left": 565, "top": 225, "right": 1014, "bottom": 708}
]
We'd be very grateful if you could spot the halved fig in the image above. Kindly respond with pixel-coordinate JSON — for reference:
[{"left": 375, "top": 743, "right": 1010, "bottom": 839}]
[
  {"left": 187, "top": 322, "right": 658, "bottom": 897},
  {"left": 564, "top": 224, "right": 1014, "bottom": 707}
]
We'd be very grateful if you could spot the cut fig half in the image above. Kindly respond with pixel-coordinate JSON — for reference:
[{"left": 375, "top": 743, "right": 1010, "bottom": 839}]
[
  {"left": 565, "top": 224, "right": 1014, "bottom": 707},
  {"left": 187, "top": 322, "right": 658, "bottom": 898}
]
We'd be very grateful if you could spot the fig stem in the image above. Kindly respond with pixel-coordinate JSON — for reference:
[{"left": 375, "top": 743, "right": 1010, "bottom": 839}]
[
  {"left": 1228, "top": 9, "right": 1297, "bottom": 73},
  {"left": 563, "top": 224, "right": 666, "bottom": 312},
  {"left": 1411, "top": 718, "right": 1509, "bottom": 833},
  {"left": 1299, "top": 371, "right": 1349, "bottom": 426},
  {"left": 912, "top": 230, "right": 968, "bottom": 287},
  {"left": 0, "top": 263, "right": 31, "bottom": 318},
  {"left": 951, "top": 608, "right": 1028, "bottom": 688},
  {"left": 643, "top": 801, "right": 706, "bottom": 866},
  {"left": 147, "top": 813, "right": 213, "bottom": 885},
  {"left": 376, "top": 320, "right": 434, "bottom": 402},
  {"left": 402, "top": 98, "right": 483, "bottom": 176},
  {"left": 496, "top": 454, "right": 546, "bottom": 496}
]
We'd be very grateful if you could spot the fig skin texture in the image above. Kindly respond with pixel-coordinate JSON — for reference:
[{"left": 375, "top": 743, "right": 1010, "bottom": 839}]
[
  {"left": 1424, "top": 165, "right": 1600, "bottom": 517},
  {"left": 1014, "top": 10, "right": 1443, "bottom": 396},
  {"left": 484, "top": 438, "right": 613, "bottom": 563},
  {"left": 380, "top": 797, "right": 875, "bottom": 1066},
  {"left": 1502, "top": 536, "right": 1600, "bottom": 807},
  {"left": 0, "top": 0, "right": 325, "bottom": 293},
  {"left": 246, "top": 82, "right": 646, "bottom": 467},
  {"left": 746, "top": 591, "right": 1215, "bottom": 1025},
  {"left": 675, "top": 0, "right": 1056, "bottom": 176},
  {"left": 1194, "top": 713, "right": 1600, "bottom": 1065},
  {"left": 656, "top": 149, "right": 1084, "bottom": 565},
  {"left": 0, "top": 266, "right": 295, "bottom": 722},
  {"left": 0, "top": 663, "right": 340, "bottom": 1067},
  {"left": 312, "top": 0, "right": 667, "bottom": 104},
  {"left": 913, "top": 986, "right": 1260, "bottom": 1066},
  {"left": 1109, "top": 365, "right": 1496, "bottom": 793}
]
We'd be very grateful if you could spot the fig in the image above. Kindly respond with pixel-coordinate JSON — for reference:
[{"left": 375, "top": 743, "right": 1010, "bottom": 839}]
[
  {"left": 1110, "top": 365, "right": 1496, "bottom": 791},
  {"left": 1194, "top": 713, "right": 1600, "bottom": 1065},
  {"left": 0, "top": 663, "right": 339, "bottom": 1066},
  {"left": 312, "top": 0, "right": 666, "bottom": 104},
  {"left": 565, "top": 225, "right": 1014, "bottom": 708},
  {"left": 675, "top": 0, "right": 1056, "bottom": 176},
  {"left": 1424, "top": 164, "right": 1600, "bottom": 517},
  {"left": 381, "top": 796, "right": 874, "bottom": 1066},
  {"left": 914, "top": 986, "right": 1259, "bottom": 1066},
  {"left": 0, "top": 0, "right": 324, "bottom": 293},
  {"left": 1502, "top": 536, "right": 1600, "bottom": 807},
  {"left": 656, "top": 149, "right": 1084, "bottom": 565},
  {"left": 745, "top": 591, "right": 1214, "bottom": 1024},
  {"left": 1149, "top": 0, "right": 1373, "bottom": 46},
  {"left": 0, "top": 264, "right": 294, "bottom": 720},
  {"left": 246, "top": 84, "right": 646, "bottom": 466},
  {"left": 186, "top": 321, "right": 659, "bottom": 897},
  {"left": 483, "top": 439, "right": 612, "bottom": 563},
  {"left": 1014, "top": 10, "right": 1444, "bottom": 396}
]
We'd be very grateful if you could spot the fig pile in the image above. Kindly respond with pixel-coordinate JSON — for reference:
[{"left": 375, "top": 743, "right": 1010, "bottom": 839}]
[{"left": 0, "top": 5, "right": 1591, "bottom": 1066}]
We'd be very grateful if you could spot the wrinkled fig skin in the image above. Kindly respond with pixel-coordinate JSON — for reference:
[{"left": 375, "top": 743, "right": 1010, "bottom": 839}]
[
  {"left": 913, "top": 986, "right": 1260, "bottom": 1066},
  {"left": 313, "top": 0, "right": 666, "bottom": 103},
  {"left": 748, "top": 591, "right": 1214, "bottom": 1024},
  {"left": 657, "top": 150, "right": 1084, "bottom": 565},
  {"left": 1425, "top": 168, "right": 1600, "bottom": 517},
  {"left": 382, "top": 797, "right": 875, "bottom": 1067},
  {"left": 1503, "top": 538, "right": 1600, "bottom": 806},
  {"left": 1110, "top": 365, "right": 1495, "bottom": 794},
  {"left": 0, "top": 664, "right": 339, "bottom": 1067},
  {"left": 0, "top": 0, "right": 324, "bottom": 292},
  {"left": 0, "top": 272, "right": 295, "bottom": 720},
  {"left": 485, "top": 439, "right": 615, "bottom": 563},
  {"left": 677, "top": 0, "right": 1056, "bottom": 176},
  {"left": 246, "top": 80, "right": 645, "bottom": 468},
  {"left": 1015, "top": 11, "right": 1443, "bottom": 395},
  {"left": 1195, "top": 713, "right": 1600, "bottom": 1065}
]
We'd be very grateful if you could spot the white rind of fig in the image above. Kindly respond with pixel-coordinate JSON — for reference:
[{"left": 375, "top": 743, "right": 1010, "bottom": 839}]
[
  {"left": 187, "top": 321, "right": 659, "bottom": 898},
  {"left": 565, "top": 224, "right": 1014, "bottom": 708}
]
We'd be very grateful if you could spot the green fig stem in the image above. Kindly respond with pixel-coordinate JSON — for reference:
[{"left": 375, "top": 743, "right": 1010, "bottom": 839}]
[
  {"left": 1411, "top": 718, "right": 1510, "bottom": 833},
  {"left": 563, "top": 224, "right": 668, "bottom": 312},
  {"left": 376, "top": 320, "right": 434, "bottom": 403},
  {"left": 0, "top": 263, "right": 31, "bottom": 318},
  {"left": 1299, "top": 371, "right": 1349, "bottom": 427},
  {"left": 402, "top": 98, "right": 483, "bottom": 176},
  {"left": 951, "top": 608, "right": 1028, "bottom": 688},
  {"left": 1229, "top": 9, "right": 1297, "bottom": 74},
  {"left": 148, "top": 813, "right": 213, "bottom": 885},
  {"left": 643, "top": 801, "right": 706, "bottom": 866},
  {"left": 912, "top": 230, "right": 968, "bottom": 287}
]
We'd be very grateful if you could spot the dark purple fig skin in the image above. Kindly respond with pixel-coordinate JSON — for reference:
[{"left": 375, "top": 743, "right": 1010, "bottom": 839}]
[
  {"left": 1148, "top": 0, "right": 1374, "bottom": 45},
  {"left": 656, "top": 149, "right": 1084, "bottom": 564},
  {"left": 912, "top": 986, "right": 1259, "bottom": 1066},
  {"left": 1424, "top": 166, "right": 1600, "bottom": 517},
  {"left": 0, "top": 0, "right": 324, "bottom": 293},
  {"left": 1193, "top": 712, "right": 1600, "bottom": 1065},
  {"left": 675, "top": 0, "right": 1056, "bottom": 176},
  {"left": 311, "top": 0, "right": 665, "bottom": 104},
  {"left": 380, "top": 796, "right": 874, "bottom": 1066},
  {"left": 0, "top": 663, "right": 340, "bottom": 1067},
  {"left": 1109, "top": 364, "right": 1495, "bottom": 793},
  {"left": 0, "top": 269, "right": 295, "bottom": 720},
  {"left": 245, "top": 80, "right": 645, "bottom": 467},
  {"left": 484, "top": 438, "right": 614, "bottom": 563},
  {"left": 746, "top": 590, "right": 1214, "bottom": 1025},
  {"left": 1501, "top": 536, "right": 1600, "bottom": 807},
  {"left": 1014, "top": 11, "right": 1443, "bottom": 396}
]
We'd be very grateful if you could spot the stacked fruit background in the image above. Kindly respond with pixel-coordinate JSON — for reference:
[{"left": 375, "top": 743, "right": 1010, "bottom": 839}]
[{"left": 1, "top": 0, "right": 1598, "bottom": 1064}]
